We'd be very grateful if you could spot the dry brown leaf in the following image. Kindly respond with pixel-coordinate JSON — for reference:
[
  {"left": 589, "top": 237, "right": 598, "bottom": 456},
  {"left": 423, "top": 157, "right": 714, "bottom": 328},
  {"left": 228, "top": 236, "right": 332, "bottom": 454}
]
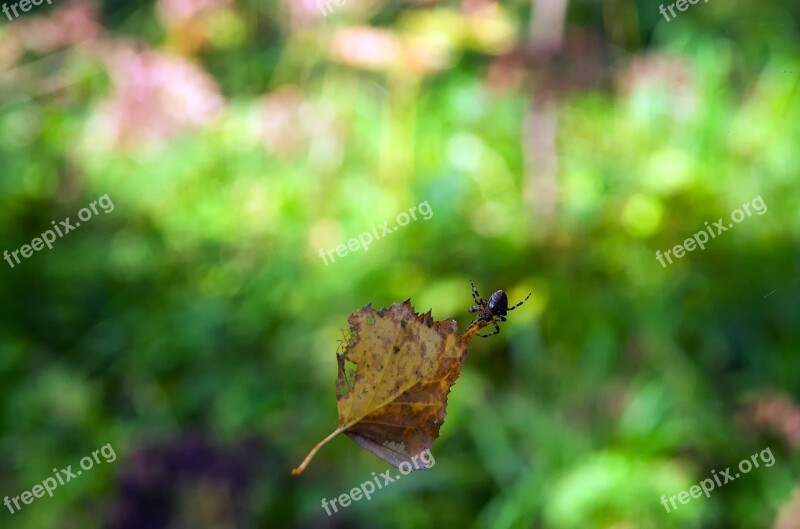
[{"left": 292, "top": 299, "right": 490, "bottom": 475}]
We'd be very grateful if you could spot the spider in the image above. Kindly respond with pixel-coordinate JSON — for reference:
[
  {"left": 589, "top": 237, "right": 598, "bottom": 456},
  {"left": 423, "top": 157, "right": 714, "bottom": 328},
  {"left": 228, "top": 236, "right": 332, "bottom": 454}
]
[{"left": 467, "top": 280, "right": 531, "bottom": 338}]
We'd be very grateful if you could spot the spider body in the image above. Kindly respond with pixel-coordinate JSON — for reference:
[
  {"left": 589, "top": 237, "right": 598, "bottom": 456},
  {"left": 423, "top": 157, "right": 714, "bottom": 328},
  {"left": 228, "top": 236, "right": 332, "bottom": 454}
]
[{"left": 468, "top": 281, "right": 531, "bottom": 337}]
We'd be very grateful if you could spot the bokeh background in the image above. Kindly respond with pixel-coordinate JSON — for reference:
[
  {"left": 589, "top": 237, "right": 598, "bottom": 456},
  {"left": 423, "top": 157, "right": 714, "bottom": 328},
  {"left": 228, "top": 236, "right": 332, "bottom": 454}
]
[{"left": 1, "top": 0, "right": 799, "bottom": 527}]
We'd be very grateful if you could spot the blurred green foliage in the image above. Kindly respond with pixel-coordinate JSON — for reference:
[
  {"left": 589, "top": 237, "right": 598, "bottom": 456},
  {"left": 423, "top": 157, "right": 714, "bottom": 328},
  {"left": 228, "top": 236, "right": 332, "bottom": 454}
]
[{"left": 0, "top": 0, "right": 799, "bottom": 528}]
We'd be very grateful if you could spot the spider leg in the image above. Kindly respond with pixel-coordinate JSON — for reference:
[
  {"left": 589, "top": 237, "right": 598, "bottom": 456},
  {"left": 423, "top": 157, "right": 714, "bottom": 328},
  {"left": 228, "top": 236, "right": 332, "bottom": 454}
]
[
  {"left": 470, "top": 280, "right": 484, "bottom": 304},
  {"left": 479, "top": 321, "right": 501, "bottom": 338},
  {"left": 468, "top": 305, "right": 481, "bottom": 313},
  {"left": 507, "top": 292, "right": 532, "bottom": 311}
]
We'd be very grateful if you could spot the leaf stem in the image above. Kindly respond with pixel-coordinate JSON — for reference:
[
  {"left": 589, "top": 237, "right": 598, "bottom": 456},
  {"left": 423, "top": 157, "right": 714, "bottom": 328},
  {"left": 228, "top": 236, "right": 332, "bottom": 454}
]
[
  {"left": 291, "top": 426, "right": 345, "bottom": 475},
  {"left": 460, "top": 320, "right": 491, "bottom": 344}
]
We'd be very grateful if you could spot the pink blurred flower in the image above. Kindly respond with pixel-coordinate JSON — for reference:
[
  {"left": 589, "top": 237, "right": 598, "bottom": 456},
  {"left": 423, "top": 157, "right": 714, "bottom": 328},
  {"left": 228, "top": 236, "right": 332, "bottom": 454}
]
[
  {"left": 257, "top": 86, "right": 341, "bottom": 161},
  {"left": 19, "top": 1, "right": 102, "bottom": 53},
  {"left": 287, "top": 0, "right": 326, "bottom": 26},
  {"left": 742, "top": 392, "right": 800, "bottom": 449},
  {"left": 330, "top": 26, "right": 452, "bottom": 75},
  {"left": 0, "top": 0, "right": 102, "bottom": 69},
  {"left": 617, "top": 52, "right": 699, "bottom": 120},
  {"left": 258, "top": 86, "right": 308, "bottom": 156},
  {"left": 330, "top": 27, "right": 403, "bottom": 71},
  {"left": 91, "top": 45, "right": 226, "bottom": 148}
]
